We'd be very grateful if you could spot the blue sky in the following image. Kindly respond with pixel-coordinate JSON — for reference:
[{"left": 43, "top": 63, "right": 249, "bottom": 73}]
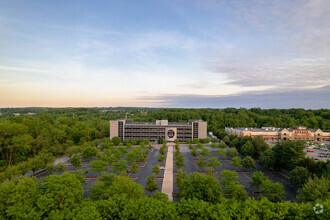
[{"left": 0, "top": 0, "right": 329, "bottom": 108}]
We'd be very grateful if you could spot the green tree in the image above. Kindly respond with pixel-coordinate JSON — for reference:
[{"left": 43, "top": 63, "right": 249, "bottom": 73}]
[
  {"left": 56, "top": 162, "right": 66, "bottom": 172},
  {"left": 259, "top": 149, "right": 276, "bottom": 169},
  {"left": 272, "top": 140, "right": 306, "bottom": 170},
  {"left": 158, "top": 154, "right": 165, "bottom": 162},
  {"left": 241, "top": 141, "right": 255, "bottom": 156},
  {"left": 200, "top": 147, "right": 210, "bottom": 156},
  {"left": 220, "top": 170, "right": 247, "bottom": 201},
  {"left": 152, "top": 165, "right": 161, "bottom": 174},
  {"left": 216, "top": 148, "right": 226, "bottom": 158},
  {"left": 260, "top": 179, "right": 286, "bottom": 202},
  {"left": 70, "top": 154, "right": 82, "bottom": 168},
  {"left": 36, "top": 173, "right": 84, "bottom": 217},
  {"left": 176, "top": 169, "right": 187, "bottom": 188},
  {"left": 145, "top": 173, "right": 158, "bottom": 192},
  {"left": 197, "top": 156, "right": 206, "bottom": 169},
  {"left": 89, "top": 173, "right": 144, "bottom": 200},
  {"left": 226, "top": 147, "right": 239, "bottom": 158},
  {"left": 207, "top": 157, "right": 222, "bottom": 172},
  {"left": 297, "top": 175, "right": 330, "bottom": 202},
  {"left": 0, "top": 177, "right": 41, "bottom": 219},
  {"left": 250, "top": 171, "right": 268, "bottom": 189},
  {"left": 175, "top": 154, "right": 185, "bottom": 169},
  {"left": 179, "top": 172, "right": 223, "bottom": 204},
  {"left": 83, "top": 146, "right": 99, "bottom": 159},
  {"left": 222, "top": 136, "right": 230, "bottom": 144},
  {"left": 241, "top": 156, "right": 256, "bottom": 171},
  {"left": 130, "top": 161, "right": 139, "bottom": 174},
  {"left": 112, "top": 136, "right": 122, "bottom": 146},
  {"left": 252, "top": 136, "right": 269, "bottom": 156},
  {"left": 230, "top": 156, "right": 242, "bottom": 171},
  {"left": 90, "top": 160, "right": 108, "bottom": 176},
  {"left": 218, "top": 141, "right": 227, "bottom": 149},
  {"left": 229, "top": 138, "right": 239, "bottom": 148},
  {"left": 113, "top": 159, "right": 128, "bottom": 174},
  {"left": 191, "top": 147, "right": 199, "bottom": 157},
  {"left": 290, "top": 166, "right": 310, "bottom": 187}
]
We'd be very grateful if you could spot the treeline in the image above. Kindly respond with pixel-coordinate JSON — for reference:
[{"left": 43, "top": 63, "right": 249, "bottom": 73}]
[
  {"left": 0, "top": 171, "right": 328, "bottom": 219},
  {"left": 0, "top": 115, "right": 108, "bottom": 171}
]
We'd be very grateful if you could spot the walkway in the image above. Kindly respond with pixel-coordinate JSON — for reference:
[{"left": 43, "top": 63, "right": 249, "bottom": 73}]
[{"left": 161, "top": 144, "right": 174, "bottom": 201}]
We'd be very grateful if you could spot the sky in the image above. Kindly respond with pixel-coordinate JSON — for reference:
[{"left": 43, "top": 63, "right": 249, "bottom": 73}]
[{"left": 0, "top": 0, "right": 329, "bottom": 109}]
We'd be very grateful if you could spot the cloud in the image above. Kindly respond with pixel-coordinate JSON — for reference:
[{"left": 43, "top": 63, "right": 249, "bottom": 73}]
[{"left": 139, "top": 85, "right": 330, "bottom": 109}]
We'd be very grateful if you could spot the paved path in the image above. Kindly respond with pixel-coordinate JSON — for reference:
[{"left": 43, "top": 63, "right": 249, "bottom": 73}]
[{"left": 161, "top": 144, "right": 174, "bottom": 201}]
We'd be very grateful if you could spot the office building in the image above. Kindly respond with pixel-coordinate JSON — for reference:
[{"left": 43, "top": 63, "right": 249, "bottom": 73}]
[{"left": 110, "top": 119, "right": 207, "bottom": 142}]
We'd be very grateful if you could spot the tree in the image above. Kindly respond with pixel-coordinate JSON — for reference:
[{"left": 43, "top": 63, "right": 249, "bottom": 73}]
[
  {"left": 259, "top": 149, "right": 276, "bottom": 169},
  {"left": 210, "top": 142, "right": 218, "bottom": 149},
  {"left": 176, "top": 169, "right": 187, "bottom": 188},
  {"left": 230, "top": 156, "right": 242, "bottom": 171},
  {"left": 207, "top": 157, "right": 221, "bottom": 169},
  {"left": 191, "top": 147, "right": 199, "bottom": 157},
  {"left": 36, "top": 173, "right": 84, "bottom": 217},
  {"left": 56, "top": 162, "right": 66, "bottom": 172},
  {"left": 220, "top": 170, "right": 247, "bottom": 201},
  {"left": 158, "top": 154, "right": 165, "bottom": 162},
  {"left": 175, "top": 154, "right": 185, "bottom": 169},
  {"left": 83, "top": 146, "right": 99, "bottom": 159},
  {"left": 260, "top": 179, "right": 286, "bottom": 202},
  {"left": 197, "top": 156, "right": 206, "bottom": 169},
  {"left": 89, "top": 173, "right": 144, "bottom": 200},
  {"left": 241, "top": 156, "right": 256, "bottom": 171},
  {"left": 70, "top": 154, "right": 82, "bottom": 168},
  {"left": 297, "top": 175, "right": 330, "bottom": 202},
  {"left": 145, "top": 173, "right": 158, "bottom": 192},
  {"left": 179, "top": 172, "right": 223, "bottom": 204},
  {"left": 250, "top": 171, "right": 267, "bottom": 189},
  {"left": 252, "top": 136, "right": 269, "bottom": 156},
  {"left": 222, "top": 136, "right": 230, "bottom": 144},
  {"left": 250, "top": 171, "right": 285, "bottom": 202},
  {"left": 272, "top": 140, "right": 306, "bottom": 170},
  {"left": 218, "top": 141, "right": 227, "bottom": 149},
  {"left": 226, "top": 147, "right": 238, "bottom": 158},
  {"left": 290, "top": 167, "right": 310, "bottom": 187},
  {"left": 159, "top": 146, "right": 166, "bottom": 155},
  {"left": 216, "top": 148, "right": 226, "bottom": 158},
  {"left": 113, "top": 159, "right": 127, "bottom": 174},
  {"left": 130, "top": 161, "right": 139, "bottom": 174},
  {"left": 229, "top": 138, "right": 239, "bottom": 148},
  {"left": 112, "top": 136, "right": 121, "bottom": 146},
  {"left": 200, "top": 147, "right": 210, "bottom": 156},
  {"left": 240, "top": 141, "right": 255, "bottom": 156},
  {"left": 90, "top": 160, "right": 108, "bottom": 176},
  {"left": 211, "top": 138, "right": 218, "bottom": 143},
  {"left": 152, "top": 165, "right": 161, "bottom": 174}
]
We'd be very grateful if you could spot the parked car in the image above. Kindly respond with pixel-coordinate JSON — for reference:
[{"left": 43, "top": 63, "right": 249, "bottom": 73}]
[{"left": 307, "top": 150, "right": 314, "bottom": 152}]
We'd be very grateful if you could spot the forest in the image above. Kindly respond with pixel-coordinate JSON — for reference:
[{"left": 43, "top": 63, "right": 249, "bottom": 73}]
[{"left": 0, "top": 107, "right": 329, "bottom": 219}]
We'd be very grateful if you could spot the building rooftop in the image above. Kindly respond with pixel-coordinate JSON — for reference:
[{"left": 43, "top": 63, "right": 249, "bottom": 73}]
[{"left": 112, "top": 119, "right": 204, "bottom": 126}]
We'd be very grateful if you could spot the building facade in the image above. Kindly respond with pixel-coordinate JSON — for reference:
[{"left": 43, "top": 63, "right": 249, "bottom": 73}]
[
  {"left": 110, "top": 119, "right": 207, "bottom": 142},
  {"left": 225, "top": 126, "right": 330, "bottom": 141}
]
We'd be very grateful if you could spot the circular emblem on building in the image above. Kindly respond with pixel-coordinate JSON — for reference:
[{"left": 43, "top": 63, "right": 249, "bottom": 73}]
[{"left": 167, "top": 129, "right": 175, "bottom": 138}]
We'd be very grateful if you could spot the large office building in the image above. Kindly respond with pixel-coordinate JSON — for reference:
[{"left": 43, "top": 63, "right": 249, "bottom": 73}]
[
  {"left": 225, "top": 126, "right": 330, "bottom": 141},
  {"left": 110, "top": 119, "right": 207, "bottom": 142}
]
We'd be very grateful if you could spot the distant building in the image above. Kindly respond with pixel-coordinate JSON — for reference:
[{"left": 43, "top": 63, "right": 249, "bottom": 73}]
[
  {"left": 13, "top": 113, "right": 20, "bottom": 116},
  {"left": 27, "top": 112, "right": 35, "bottom": 115},
  {"left": 110, "top": 119, "right": 207, "bottom": 142},
  {"left": 225, "top": 126, "right": 330, "bottom": 141}
]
